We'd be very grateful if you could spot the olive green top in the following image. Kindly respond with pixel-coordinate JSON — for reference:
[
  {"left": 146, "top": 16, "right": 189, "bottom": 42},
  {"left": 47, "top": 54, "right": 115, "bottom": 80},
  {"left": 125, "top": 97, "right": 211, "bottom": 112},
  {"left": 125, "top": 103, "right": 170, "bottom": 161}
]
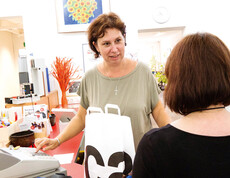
[{"left": 77, "top": 62, "right": 161, "bottom": 149}]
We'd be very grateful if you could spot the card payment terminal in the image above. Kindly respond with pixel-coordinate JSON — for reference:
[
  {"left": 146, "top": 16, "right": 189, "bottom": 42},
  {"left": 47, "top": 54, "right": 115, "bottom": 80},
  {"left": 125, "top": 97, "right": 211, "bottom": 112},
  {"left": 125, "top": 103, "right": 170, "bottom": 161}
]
[{"left": 0, "top": 147, "right": 66, "bottom": 178}]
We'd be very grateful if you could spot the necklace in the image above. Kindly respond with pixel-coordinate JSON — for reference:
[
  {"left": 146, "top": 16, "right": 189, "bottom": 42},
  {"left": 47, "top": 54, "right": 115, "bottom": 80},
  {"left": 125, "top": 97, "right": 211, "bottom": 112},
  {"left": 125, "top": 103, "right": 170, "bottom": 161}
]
[
  {"left": 107, "top": 76, "right": 120, "bottom": 95},
  {"left": 103, "top": 65, "right": 121, "bottom": 95},
  {"left": 114, "top": 84, "right": 118, "bottom": 95},
  {"left": 191, "top": 106, "right": 225, "bottom": 113}
]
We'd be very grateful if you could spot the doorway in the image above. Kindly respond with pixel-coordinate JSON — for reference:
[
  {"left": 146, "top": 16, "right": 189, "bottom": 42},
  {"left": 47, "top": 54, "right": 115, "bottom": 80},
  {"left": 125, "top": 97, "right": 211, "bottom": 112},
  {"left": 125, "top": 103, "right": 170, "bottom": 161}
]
[
  {"left": 0, "top": 16, "right": 25, "bottom": 109},
  {"left": 137, "top": 26, "right": 185, "bottom": 71}
]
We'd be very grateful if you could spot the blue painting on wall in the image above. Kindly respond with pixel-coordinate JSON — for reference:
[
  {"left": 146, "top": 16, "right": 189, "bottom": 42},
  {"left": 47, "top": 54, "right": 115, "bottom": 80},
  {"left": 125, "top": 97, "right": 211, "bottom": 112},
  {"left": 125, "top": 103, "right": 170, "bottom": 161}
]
[{"left": 63, "top": 0, "right": 103, "bottom": 25}]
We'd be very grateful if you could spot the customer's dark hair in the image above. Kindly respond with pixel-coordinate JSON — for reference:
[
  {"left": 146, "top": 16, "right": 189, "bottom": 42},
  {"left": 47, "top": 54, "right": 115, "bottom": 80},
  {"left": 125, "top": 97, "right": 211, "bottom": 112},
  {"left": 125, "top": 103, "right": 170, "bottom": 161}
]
[
  {"left": 164, "top": 32, "right": 230, "bottom": 115},
  {"left": 87, "top": 12, "right": 126, "bottom": 58}
]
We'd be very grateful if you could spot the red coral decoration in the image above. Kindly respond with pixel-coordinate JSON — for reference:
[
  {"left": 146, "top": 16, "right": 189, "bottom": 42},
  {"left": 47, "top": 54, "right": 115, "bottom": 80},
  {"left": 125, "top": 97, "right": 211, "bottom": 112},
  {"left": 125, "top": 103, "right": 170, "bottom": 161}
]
[{"left": 51, "top": 57, "right": 81, "bottom": 108}]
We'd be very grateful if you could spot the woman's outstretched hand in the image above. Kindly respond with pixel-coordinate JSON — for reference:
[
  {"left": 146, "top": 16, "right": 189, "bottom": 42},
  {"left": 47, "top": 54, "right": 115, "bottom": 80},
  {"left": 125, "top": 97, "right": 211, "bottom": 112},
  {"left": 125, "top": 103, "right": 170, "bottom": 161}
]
[{"left": 35, "top": 137, "right": 60, "bottom": 153}]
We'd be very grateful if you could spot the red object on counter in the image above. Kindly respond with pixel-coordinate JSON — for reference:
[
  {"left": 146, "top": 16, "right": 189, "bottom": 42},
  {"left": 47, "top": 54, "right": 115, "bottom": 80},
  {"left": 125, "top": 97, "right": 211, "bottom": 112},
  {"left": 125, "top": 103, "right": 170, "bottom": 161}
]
[
  {"left": 15, "top": 112, "right": 18, "bottom": 121},
  {"left": 44, "top": 109, "right": 84, "bottom": 178}
]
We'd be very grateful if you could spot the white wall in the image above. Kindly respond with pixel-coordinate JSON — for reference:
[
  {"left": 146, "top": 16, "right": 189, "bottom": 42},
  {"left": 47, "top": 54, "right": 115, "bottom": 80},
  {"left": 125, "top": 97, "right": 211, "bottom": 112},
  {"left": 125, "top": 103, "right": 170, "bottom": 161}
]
[
  {"left": 1, "top": 0, "right": 230, "bottom": 66},
  {"left": 0, "top": 32, "right": 21, "bottom": 107},
  {"left": 130, "top": 0, "right": 230, "bottom": 46},
  {"left": 0, "top": 0, "right": 230, "bottom": 109}
]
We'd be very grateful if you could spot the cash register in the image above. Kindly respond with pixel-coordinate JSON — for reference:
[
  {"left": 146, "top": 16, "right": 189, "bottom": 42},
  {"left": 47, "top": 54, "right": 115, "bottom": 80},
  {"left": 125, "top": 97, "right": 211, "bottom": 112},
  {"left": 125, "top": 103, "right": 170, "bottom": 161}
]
[{"left": 0, "top": 147, "right": 67, "bottom": 178}]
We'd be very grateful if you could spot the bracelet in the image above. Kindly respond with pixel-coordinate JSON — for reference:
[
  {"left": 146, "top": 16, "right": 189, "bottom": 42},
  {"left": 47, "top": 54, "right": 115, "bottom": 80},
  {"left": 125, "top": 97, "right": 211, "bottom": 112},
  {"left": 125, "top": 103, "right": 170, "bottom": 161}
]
[{"left": 55, "top": 137, "right": 61, "bottom": 145}]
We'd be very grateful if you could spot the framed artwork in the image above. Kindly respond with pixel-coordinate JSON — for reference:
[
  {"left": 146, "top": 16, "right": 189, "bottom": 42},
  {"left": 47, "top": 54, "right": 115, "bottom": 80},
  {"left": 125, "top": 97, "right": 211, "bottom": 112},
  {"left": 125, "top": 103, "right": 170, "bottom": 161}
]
[
  {"left": 55, "top": 0, "right": 110, "bottom": 32},
  {"left": 82, "top": 43, "right": 103, "bottom": 72},
  {"left": 68, "top": 81, "right": 81, "bottom": 94}
]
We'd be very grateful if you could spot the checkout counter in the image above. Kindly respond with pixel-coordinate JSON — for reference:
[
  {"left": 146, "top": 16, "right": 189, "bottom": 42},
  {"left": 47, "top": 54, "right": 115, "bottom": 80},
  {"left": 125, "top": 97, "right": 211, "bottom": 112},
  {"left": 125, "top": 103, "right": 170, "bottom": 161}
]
[
  {"left": 45, "top": 116, "right": 84, "bottom": 178},
  {"left": 0, "top": 106, "right": 84, "bottom": 178}
]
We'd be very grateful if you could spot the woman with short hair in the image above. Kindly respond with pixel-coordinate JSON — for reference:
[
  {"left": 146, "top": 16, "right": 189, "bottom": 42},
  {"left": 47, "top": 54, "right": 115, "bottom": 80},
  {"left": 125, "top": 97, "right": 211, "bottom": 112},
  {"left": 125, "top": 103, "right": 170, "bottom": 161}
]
[{"left": 133, "top": 32, "right": 230, "bottom": 178}]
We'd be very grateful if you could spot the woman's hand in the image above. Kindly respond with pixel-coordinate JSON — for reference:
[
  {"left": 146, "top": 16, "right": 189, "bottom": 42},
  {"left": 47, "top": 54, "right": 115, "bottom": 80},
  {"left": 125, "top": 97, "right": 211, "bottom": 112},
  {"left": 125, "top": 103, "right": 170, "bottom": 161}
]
[{"left": 35, "top": 137, "right": 60, "bottom": 152}]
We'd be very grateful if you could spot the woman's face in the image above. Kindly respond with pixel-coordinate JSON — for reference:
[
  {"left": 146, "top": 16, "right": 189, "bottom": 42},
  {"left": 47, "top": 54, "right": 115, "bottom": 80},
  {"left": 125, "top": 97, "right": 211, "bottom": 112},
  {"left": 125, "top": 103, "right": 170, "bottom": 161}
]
[{"left": 94, "top": 28, "right": 125, "bottom": 65}]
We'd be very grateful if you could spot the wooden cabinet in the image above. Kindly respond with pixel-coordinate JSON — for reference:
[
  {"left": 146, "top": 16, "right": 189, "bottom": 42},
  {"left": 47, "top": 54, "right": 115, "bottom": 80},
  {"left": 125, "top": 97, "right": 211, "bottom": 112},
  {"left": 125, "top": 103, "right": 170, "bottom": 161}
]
[{"left": 5, "top": 90, "right": 59, "bottom": 112}]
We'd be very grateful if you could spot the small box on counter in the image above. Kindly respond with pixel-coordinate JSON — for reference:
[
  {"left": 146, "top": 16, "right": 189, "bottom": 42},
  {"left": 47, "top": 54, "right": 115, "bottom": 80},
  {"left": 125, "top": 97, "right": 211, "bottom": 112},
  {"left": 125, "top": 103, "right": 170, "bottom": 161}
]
[{"left": 51, "top": 108, "right": 77, "bottom": 133}]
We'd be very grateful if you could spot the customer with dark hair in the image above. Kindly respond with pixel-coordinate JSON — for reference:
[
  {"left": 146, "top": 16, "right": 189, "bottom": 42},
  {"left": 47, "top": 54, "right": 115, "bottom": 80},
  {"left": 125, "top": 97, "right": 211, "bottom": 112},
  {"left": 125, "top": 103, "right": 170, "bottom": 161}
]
[{"left": 133, "top": 32, "right": 230, "bottom": 177}]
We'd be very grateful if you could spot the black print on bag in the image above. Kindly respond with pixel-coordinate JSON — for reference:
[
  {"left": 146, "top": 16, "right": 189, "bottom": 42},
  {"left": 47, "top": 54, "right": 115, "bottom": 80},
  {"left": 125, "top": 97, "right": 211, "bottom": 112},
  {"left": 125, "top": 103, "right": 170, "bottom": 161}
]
[{"left": 85, "top": 145, "right": 133, "bottom": 178}]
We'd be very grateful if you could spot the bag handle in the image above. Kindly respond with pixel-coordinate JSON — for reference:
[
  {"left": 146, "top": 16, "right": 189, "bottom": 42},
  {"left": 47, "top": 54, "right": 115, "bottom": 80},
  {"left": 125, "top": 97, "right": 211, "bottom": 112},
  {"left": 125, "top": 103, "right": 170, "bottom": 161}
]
[
  {"left": 87, "top": 107, "right": 103, "bottom": 115},
  {"left": 105, "top": 104, "right": 121, "bottom": 115}
]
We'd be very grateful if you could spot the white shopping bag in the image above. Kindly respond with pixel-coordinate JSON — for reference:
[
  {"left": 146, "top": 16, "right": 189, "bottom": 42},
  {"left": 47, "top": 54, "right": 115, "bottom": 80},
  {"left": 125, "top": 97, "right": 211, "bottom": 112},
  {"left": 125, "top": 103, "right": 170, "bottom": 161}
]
[{"left": 84, "top": 104, "right": 135, "bottom": 178}]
